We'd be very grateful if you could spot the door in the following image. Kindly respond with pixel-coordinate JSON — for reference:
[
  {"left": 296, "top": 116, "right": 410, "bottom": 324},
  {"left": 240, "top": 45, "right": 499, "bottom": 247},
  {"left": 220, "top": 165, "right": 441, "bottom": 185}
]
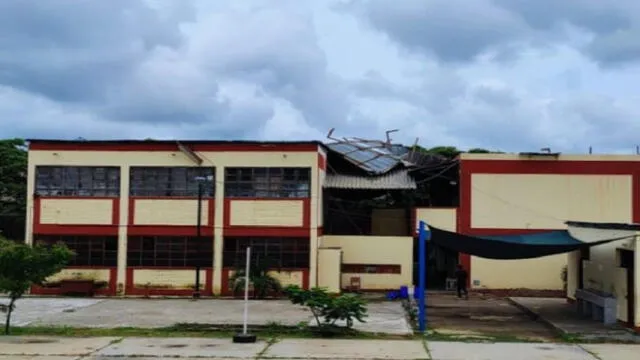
[{"left": 620, "top": 250, "right": 635, "bottom": 326}]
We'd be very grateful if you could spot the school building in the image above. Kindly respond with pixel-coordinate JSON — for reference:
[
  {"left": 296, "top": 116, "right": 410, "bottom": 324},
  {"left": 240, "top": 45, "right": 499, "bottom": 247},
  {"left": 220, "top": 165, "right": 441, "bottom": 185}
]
[{"left": 24, "top": 139, "right": 639, "bottom": 328}]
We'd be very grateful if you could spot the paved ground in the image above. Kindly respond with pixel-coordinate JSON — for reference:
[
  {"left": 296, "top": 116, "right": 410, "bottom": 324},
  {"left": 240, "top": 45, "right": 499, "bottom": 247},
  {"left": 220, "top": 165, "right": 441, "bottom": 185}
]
[
  {"left": 426, "top": 292, "right": 557, "bottom": 341},
  {"left": 1, "top": 336, "right": 640, "bottom": 359},
  {"left": 1, "top": 297, "right": 411, "bottom": 335},
  {"left": 509, "top": 297, "right": 640, "bottom": 343}
]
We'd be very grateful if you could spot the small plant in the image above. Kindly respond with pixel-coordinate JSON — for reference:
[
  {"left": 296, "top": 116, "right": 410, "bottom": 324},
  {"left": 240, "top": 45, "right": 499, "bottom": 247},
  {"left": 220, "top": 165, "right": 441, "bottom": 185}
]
[
  {"left": 0, "top": 238, "right": 73, "bottom": 335},
  {"left": 283, "top": 285, "right": 367, "bottom": 330},
  {"left": 229, "top": 257, "right": 282, "bottom": 299}
]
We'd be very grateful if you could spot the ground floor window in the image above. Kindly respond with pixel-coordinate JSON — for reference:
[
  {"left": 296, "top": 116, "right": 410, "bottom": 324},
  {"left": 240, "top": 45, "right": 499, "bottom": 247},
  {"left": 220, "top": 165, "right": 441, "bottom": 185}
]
[
  {"left": 223, "top": 237, "right": 310, "bottom": 269},
  {"left": 127, "top": 236, "right": 213, "bottom": 267},
  {"left": 34, "top": 235, "right": 118, "bottom": 266}
]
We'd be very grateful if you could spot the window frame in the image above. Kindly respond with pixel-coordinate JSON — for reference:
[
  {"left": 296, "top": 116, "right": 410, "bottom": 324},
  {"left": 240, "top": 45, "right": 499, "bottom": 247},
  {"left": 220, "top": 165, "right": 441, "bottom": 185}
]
[
  {"left": 129, "top": 166, "right": 215, "bottom": 197},
  {"left": 224, "top": 167, "right": 310, "bottom": 198},
  {"left": 35, "top": 166, "right": 121, "bottom": 197},
  {"left": 222, "top": 237, "right": 310, "bottom": 269},
  {"left": 126, "top": 235, "right": 213, "bottom": 268},
  {"left": 34, "top": 235, "right": 118, "bottom": 267}
]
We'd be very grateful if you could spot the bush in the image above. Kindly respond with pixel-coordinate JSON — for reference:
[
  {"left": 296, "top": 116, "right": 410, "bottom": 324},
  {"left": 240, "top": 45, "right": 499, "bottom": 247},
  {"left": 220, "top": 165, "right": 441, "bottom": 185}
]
[
  {"left": 283, "top": 285, "right": 367, "bottom": 329},
  {"left": 0, "top": 239, "right": 73, "bottom": 334}
]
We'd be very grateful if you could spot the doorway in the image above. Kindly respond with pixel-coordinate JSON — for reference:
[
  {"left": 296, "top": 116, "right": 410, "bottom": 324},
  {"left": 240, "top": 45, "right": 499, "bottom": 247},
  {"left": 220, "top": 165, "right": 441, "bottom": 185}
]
[
  {"left": 413, "top": 240, "right": 458, "bottom": 289},
  {"left": 620, "top": 249, "right": 635, "bottom": 326}
]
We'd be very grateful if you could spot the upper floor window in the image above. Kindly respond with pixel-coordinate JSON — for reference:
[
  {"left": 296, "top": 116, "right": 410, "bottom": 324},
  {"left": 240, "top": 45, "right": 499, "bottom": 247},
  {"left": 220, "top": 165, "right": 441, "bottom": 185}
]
[
  {"left": 130, "top": 167, "right": 214, "bottom": 197},
  {"left": 35, "top": 166, "right": 120, "bottom": 197},
  {"left": 224, "top": 167, "right": 310, "bottom": 198}
]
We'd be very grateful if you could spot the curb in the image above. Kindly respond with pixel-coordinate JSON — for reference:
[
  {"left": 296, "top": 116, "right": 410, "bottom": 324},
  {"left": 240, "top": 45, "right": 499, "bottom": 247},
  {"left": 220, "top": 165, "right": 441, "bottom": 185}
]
[{"left": 506, "top": 297, "right": 567, "bottom": 337}]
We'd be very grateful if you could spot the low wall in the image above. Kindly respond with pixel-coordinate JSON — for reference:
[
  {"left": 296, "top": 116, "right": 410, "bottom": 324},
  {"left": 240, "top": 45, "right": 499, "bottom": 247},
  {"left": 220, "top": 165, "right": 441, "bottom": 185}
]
[
  {"left": 125, "top": 267, "right": 213, "bottom": 296},
  {"left": 220, "top": 268, "right": 308, "bottom": 296},
  {"left": 321, "top": 235, "right": 413, "bottom": 291},
  {"left": 31, "top": 267, "right": 117, "bottom": 296}
]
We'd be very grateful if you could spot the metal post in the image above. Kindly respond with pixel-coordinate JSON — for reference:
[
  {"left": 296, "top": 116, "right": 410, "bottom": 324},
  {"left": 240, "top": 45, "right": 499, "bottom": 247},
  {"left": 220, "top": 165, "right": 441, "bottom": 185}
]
[
  {"left": 233, "top": 246, "right": 256, "bottom": 343},
  {"left": 242, "top": 246, "right": 251, "bottom": 335},
  {"left": 193, "top": 180, "right": 203, "bottom": 299},
  {"left": 418, "top": 220, "right": 428, "bottom": 332}
]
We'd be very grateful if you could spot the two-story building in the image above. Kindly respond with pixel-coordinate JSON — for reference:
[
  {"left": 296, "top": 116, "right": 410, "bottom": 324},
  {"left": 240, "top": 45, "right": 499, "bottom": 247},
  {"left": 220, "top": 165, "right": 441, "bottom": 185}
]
[{"left": 26, "top": 139, "right": 328, "bottom": 296}]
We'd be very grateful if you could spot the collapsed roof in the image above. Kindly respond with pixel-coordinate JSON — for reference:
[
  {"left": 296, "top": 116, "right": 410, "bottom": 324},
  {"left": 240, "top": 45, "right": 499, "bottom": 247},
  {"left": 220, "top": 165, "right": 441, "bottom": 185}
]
[{"left": 323, "top": 137, "right": 453, "bottom": 190}]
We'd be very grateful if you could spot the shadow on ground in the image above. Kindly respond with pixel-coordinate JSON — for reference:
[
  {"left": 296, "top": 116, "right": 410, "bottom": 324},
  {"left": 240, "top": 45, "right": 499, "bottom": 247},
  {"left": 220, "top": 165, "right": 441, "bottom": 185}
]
[{"left": 426, "top": 292, "right": 557, "bottom": 342}]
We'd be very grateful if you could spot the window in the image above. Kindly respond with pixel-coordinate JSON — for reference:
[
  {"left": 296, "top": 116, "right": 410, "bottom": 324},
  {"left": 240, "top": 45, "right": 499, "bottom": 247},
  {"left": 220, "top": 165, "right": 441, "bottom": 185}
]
[
  {"left": 127, "top": 236, "right": 213, "bottom": 267},
  {"left": 35, "top": 166, "right": 120, "bottom": 196},
  {"left": 224, "top": 167, "right": 310, "bottom": 198},
  {"left": 223, "top": 237, "right": 309, "bottom": 268},
  {"left": 34, "top": 235, "right": 117, "bottom": 266},
  {"left": 129, "top": 167, "right": 214, "bottom": 197}
]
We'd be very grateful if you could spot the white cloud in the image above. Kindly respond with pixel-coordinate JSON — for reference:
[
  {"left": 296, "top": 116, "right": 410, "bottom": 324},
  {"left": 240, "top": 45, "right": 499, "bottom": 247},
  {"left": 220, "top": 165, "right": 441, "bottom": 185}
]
[{"left": 1, "top": 0, "right": 639, "bottom": 153}]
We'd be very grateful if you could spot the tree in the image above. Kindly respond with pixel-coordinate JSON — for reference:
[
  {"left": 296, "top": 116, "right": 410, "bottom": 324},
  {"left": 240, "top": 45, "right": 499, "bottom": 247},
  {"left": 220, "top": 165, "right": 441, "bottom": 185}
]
[
  {"left": 0, "top": 238, "right": 73, "bottom": 335},
  {"left": 284, "top": 285, "right": 367, "bottom": 331},
  {"left": 0, "top": 139, "right": 28, "bottom": 240},
  {"left": 229, "top": 257, "right": 282, "bottom": 299}
]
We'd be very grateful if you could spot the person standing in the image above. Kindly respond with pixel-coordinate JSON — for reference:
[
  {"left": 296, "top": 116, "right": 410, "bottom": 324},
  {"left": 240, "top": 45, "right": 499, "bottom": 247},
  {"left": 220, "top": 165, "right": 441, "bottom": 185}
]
[{"left": 455, "top": 264, "right": 468, "bottom": 299}]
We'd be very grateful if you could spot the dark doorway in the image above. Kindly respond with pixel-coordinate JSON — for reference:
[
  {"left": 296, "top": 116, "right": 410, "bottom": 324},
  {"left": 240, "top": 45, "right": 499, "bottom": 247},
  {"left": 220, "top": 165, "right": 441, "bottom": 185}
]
[
  {"left": 620, "top": 250, "right": 635, "bottom": 326},
  {"left": 413, "top": 240, "right": 458, "bottom": 289}
]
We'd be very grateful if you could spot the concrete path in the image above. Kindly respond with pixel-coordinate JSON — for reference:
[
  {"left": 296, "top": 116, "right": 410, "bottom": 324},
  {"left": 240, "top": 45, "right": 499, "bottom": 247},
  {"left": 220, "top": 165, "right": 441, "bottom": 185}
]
[
  {"left": 509, "top": 297, "right": 640, "bottom": 343},
  {"left": 2, "top": 336, "right": 640, "bottom": 359},
  {"left": 1, "top": 298, "right": 412, "bottom": 335}
]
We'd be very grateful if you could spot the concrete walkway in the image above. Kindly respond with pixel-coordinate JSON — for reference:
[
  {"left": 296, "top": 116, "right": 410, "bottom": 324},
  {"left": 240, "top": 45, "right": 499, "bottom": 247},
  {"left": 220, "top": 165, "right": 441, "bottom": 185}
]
[
  {"left": 509, "top": 297, "right": 640, "bottom": 343},
  {"left": 1, "top": 336, "right": 640, "bottom": 359},
  {"left": 1, "top": 298, "right": 412, "bottom": 335}
]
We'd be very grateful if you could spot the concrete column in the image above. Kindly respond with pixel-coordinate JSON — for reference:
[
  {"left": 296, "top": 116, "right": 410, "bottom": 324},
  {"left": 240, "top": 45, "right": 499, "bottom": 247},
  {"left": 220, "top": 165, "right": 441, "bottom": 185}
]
[
  {"left": 634, "top": 234, "right": 640, "bottom": 327},
  {"left": 116, "top": 165, "right": 130, "bottom": 296},
  {"left": 308, "top": 161, "right": 320, "bottom": 289},
  {"left": 567, "top": 250, "right": 580, "bottom": 299},
  {"left": 212, "top": 166, "right": 225, "bottom": 295}
]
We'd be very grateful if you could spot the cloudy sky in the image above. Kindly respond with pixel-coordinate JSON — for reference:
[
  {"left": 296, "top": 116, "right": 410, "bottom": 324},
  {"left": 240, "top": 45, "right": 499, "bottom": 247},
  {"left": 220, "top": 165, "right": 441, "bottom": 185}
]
[{"left": 1, "top": 0, "right": 640, "bottom": 153}]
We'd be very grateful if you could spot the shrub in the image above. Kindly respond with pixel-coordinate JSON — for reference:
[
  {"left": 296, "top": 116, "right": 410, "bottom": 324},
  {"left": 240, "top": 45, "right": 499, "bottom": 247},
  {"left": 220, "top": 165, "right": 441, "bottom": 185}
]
[
  {"left": 0, "top": 239, "right": 73, "bottom": 334},
  {"left": 283, "top": 285, "right": 367, "bottom": 329}
]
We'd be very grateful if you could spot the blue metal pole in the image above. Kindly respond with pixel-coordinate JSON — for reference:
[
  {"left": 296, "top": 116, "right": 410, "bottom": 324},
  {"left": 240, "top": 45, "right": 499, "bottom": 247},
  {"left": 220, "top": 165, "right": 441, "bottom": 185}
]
[{"left": 418, "top": 220, "right": 427, "bottom": 332}]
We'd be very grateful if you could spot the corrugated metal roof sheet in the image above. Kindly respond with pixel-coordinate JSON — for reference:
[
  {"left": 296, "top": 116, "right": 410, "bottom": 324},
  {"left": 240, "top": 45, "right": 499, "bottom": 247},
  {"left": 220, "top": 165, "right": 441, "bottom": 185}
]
[
  {"left": 325, "top": 141, "right": 405, "bottom": 174},
  {"left": 323, "top": 170, "right": 417, "bottom": 190}
]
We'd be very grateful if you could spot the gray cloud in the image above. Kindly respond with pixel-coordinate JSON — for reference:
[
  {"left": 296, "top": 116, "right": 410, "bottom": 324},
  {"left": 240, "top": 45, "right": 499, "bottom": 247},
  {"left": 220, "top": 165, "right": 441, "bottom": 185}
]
[{"left": 345, "top": 0, "right": 640, "bottom": 66}]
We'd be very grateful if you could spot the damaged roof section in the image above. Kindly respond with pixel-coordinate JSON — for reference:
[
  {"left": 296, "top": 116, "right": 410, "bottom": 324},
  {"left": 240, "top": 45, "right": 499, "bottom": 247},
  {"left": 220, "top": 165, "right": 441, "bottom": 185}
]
[
  {"left": 324, "top": 140, "right": 406, "bottom": 175},
  {"left": 324, "top": 138, "right": 448, "bottom": 175},
  {"left": 324, "top": 170, "right": 417, "bottom": 190}
]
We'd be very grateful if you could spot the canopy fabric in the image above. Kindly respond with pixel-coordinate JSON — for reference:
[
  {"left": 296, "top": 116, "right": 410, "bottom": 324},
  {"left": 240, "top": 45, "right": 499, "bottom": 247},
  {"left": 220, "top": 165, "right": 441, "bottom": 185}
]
[{"left": 429, "top": 227, "right": 622, "bottom": 260}]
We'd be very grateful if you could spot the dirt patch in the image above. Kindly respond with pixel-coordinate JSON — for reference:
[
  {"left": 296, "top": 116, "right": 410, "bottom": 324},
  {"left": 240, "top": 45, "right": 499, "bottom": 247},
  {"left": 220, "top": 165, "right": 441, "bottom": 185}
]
[{"left": 427, "top": 292, "right": 557, "bottom": 342}]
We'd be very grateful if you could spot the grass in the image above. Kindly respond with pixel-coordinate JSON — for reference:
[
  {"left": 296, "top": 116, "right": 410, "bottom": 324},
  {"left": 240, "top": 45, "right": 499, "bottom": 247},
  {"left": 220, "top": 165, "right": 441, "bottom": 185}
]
[{"left": 7, "top": 322, "right": 413, "bottom": 340}]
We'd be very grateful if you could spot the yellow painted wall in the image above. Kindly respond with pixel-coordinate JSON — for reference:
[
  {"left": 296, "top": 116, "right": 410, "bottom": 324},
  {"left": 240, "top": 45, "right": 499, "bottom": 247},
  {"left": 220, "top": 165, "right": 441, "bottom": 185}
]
[
  {"left": 567, "top": 225, "right": 639, "bottom": 325},
  {"left": 317, "top": 247, "right": 341, "bottom": 293},
  {"left": 471, "top": 174, "right": 633, "bottom": 229},
  {"left": 133, "top": 269, "right": 207, "bottom": 290},
  {"left": 46, "top": 268, "right": 111, "bottom": 283},
  {"left": 415, "top": 208, "right": 457, "bottom": 231},
  {"left": 229, "top": 200, "right": 303, "bottom": 227},
  {"left": 371, "top": 209, "right": 407, "bottom": 236},
  {"left": 322, "top": 235, "right": 413, "bottom": 290},
  {"left": 28, "top": 148, "right": 321, "bottom": 296},
  {"left": 470, "top": 255, "right": 566, "bottom": 290},
  {"left": 40, "top": 199, "right": 113, "bottom": 225},
  {"left": 227, "top": 270, "right": 304, "bottom": 288},
  {"left": 133, "top": 199, "right": 209, "bottom": 226}
]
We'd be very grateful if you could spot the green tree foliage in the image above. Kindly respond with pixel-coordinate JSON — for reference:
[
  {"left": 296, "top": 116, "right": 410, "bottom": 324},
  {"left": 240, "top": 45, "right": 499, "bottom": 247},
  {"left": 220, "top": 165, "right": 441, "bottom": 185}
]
[
  {"left": 0, "top": 139, "right": 28, "bottom": 240},
  {"left": 0, "top": 238, "right": 73, "bottom": 334},
  {"left": 284, "top": 285, "right": 367, "bottom": 329},
  {"left": 411, "top": 145, "right": 495, "bottom": 158},
  {"left": 229, "top": 257, "right": 282, "bottom": 299}
]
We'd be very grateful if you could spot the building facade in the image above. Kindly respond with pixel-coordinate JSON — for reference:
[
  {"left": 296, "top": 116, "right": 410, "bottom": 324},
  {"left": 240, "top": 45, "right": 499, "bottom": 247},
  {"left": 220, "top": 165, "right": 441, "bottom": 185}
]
[
  {"left": 26, "top": 140, "right": 327, "bottom": 296},
  {"left": 415, "top": 153, "right": 640, "bottom": 290}
]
